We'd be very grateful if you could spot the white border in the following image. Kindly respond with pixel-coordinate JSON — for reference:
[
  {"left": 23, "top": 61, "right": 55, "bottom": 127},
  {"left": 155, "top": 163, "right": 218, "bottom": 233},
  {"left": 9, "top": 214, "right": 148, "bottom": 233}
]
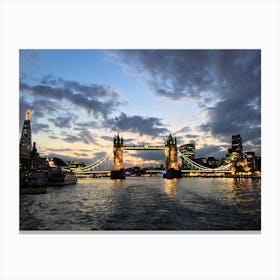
[{"left": 1, "top": 1, "right": 280, "bottom": 280}]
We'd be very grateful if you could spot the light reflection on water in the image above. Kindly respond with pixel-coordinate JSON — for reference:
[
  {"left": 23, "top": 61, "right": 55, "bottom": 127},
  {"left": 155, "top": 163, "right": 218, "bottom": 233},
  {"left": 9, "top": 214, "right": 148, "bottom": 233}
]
[
  {"left": 20, "top": 177, "right": 261, "bottom": 231},
  {"left": 164, "top": 179, "right": 178, "bottom": 198}
]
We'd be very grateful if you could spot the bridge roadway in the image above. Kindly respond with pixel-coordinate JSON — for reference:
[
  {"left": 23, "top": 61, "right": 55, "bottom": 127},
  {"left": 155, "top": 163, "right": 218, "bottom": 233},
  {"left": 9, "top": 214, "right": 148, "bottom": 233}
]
[
  {"left": 74, "top": 169, "right": 232, "bottom": 175},
  {"left": 145, "top": 170, "right": 232, "bottom": 174},
  {"left": 181, "top": 169, "right": 232, "bottom": 174}
]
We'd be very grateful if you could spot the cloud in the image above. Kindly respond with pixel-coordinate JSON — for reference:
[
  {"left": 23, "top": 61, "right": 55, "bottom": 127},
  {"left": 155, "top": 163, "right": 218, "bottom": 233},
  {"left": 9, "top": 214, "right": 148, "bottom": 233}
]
[
  {"left": 195, "top": 145, "right": 227, "bottom": 159},
  {"left": 48, "top": 113, "right": 76, "bottom": 128},
  {"left": 100, "top": 136, "right": 114, "bottom": 142},
  {"left": 49, "top": 135, "right": 59, "bottom": 139},
  {"left": 112, "top": 50, "right": 261, "bottom": 148},
  {"left": 20, "top": 96, "right": 60, "bottom": 133},
  {"left": 198, "top": 50, "right": 261, "bottom": 146},
  {"left": 200, "top": 102, "right": 261, "bottom": 141},
  {"left": 47, "top": 148, "right": 73, "bottom": 152},
  {"left": 174, "top": 126, "right": 190, "bottom": 134},
  {"left": 32, "top": 123, "right": 50, "bottom": 134},
  {"left": 79, "top": 148, "right": 93, "bottom": 152},
  {"left": 185, "top": 134, "right": 200, "bottom": 139},
  {"left": 74, "top": 120, "right": 99, "bottom": 131},
  {"left": 113, "top": 50, "right": 217, "bottom": 100},
  {"left": 20, "top": 75, "right": 121, "bottom": 118},
  {"left": 103, "top": 112, "right": 169, "bottom": 137},
  {"left": 63, "top": 130, "right": 98, "bottom": 145}
]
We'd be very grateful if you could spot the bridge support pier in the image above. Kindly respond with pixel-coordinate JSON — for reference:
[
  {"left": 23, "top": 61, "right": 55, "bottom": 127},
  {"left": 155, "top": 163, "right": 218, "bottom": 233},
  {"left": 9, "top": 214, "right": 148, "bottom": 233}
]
[
  {"left": 165, "top": 168, "right": 182, "bottom": 179},
  {"left": 111, "top": 169, "right": 126, "bottom": 179}
]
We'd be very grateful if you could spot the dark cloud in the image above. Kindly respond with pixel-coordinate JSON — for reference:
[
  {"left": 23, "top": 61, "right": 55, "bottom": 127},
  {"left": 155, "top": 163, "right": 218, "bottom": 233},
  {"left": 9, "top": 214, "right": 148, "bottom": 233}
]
[
  {"left": 244, "top": 140, "right": 261, "bottom": 156},
  {"left": 99, "top": 135, "right": 136, "bottom": 145},
  {"left": 49, "top": 135, "right": 59, "bottom": 139},
  {"left": 185, "top": 134, "right": 200, "bottom": 139},
  {"left": 48, "top": 113, "right": 76, "bottom": 128},
  {"left": 20, "top": 75, "right": 121, "bottom": 118},
  {"left": 199, "top": 50, "right": 261, "bottom": 146},
  {"left": 114, "top": 50, "right": 261, "bottom": 147},
  {"left": 63, "top": 130, "right": 97, "bottom": 145},
  {"left": 47, "top": 148, "right": 73, "bottom": 152},
  {"left": 175, "top": 126, "right": 190, "bottom": 134},
  {"left": 79, "top": 148, "right": 93, "bottom": 152},
  {"left": 195, "top": 145, "right": 227, "bottom": 159},
  {"left": 32, "top": 123, "right": 50, "bottom": 134},
  {"left": 200, "top": 102, "right": 261, "bottom": 142},
  {"left": 103, "top": 112, "right": 168, "bottom": 137},
  {"left": 114, "top": 50, "right": 216, "bottom": 100},
  {"left": 74, "top": 120, "right": 99, "bottom": 131},
  {"left": 100, "top": 136, "right": 114, "bottom": 142},
  {"left": 20, "top": 96, "right": 59, "bottom": 133},
  {"left": 63, "top": 135, "right": 81, "bottom": 143}
]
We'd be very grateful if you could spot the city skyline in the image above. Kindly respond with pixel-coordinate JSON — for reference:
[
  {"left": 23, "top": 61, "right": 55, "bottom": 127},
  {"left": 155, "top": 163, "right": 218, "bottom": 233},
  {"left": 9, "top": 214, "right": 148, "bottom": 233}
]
[{"left": 19, "top": 50, "right": 261, "bottom": 166}]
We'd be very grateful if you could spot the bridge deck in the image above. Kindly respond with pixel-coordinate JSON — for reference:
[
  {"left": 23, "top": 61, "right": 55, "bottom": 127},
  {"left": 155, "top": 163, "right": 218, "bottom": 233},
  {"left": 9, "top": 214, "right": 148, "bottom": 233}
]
[{"left": 181, "top": 170, "right": 232, "bottom": 173}]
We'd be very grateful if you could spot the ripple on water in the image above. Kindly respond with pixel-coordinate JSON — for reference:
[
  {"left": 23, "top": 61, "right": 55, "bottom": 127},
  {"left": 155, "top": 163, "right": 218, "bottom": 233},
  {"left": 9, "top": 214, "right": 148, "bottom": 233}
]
[{"left": 20, "top": 177, "right": 261, "bottom": 230}]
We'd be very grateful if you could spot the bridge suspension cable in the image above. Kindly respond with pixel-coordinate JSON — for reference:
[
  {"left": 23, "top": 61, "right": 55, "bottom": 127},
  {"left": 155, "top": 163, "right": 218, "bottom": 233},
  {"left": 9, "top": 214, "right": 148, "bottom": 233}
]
[
  {"left": 179, "top": 152, "right": 232, "bottom": 171},
  {"left": 79, "top": 152, "right": 113, "bottom": 172}
]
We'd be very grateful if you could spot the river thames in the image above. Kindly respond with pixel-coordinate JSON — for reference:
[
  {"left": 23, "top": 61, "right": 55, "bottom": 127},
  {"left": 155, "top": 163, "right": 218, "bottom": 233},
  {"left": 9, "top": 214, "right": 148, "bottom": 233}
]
[{"left": 20, "top": 177, "right": 261, "bottom": 231}]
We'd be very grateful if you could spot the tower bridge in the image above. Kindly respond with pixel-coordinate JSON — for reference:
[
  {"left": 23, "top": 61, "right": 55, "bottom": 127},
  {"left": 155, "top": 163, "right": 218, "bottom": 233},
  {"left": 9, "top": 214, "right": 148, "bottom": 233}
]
[
  {"left": 111, "top": 134, "right": 181, "bottom": 179},
  {"left": 72, "top": 134, "right": 232, "bottom": 179}
]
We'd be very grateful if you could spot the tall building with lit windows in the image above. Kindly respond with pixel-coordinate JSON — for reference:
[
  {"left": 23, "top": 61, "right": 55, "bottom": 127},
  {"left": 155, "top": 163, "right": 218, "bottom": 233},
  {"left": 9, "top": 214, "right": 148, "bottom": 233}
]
[
  {"left": 20, "top": 109, "right": 32, "bottom": 169},
  {"left": 228, "top": 134, "right": 243, "bottom": 156},
  {"left": 180, "top": 143, "right": 195, "bottom": 159},
  {"left": 20, "top": 109, "right": 47, "bottom": 171},
  {"left": 180, "top": 143, "right": 195, "bottom": 169},
  {"left": 20, "top": 109, "right": 32, "bottom": 152}
]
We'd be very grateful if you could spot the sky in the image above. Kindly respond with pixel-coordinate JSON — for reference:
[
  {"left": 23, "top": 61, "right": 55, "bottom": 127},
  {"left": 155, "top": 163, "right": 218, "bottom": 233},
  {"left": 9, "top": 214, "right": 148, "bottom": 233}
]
[{"left": 19, "top": 50, "right": 261, "bottom": 166}]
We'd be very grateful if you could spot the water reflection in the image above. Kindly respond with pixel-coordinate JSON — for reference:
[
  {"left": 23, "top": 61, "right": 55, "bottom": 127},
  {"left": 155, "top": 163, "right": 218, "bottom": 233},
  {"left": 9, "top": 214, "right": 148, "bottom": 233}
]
[
  {"left": 112, "top": 179, "right": 124, "bottom": 186},
  {"left": 20, "top": 177, "right": 261, "bottom": 230},
  {"left": 164, "top": 178, "right": 178, "bottom": 198},
  {"left": 233, "top": 178, "right": 254, "bottom": 202}
]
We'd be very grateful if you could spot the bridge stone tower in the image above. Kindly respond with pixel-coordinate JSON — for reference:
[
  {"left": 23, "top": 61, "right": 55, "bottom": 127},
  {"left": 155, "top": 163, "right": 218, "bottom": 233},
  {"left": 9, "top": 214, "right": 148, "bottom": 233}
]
[
  {"left": 165, "top": 134, "right": 181, "bottom": 179},
  {"left": 111, "top": 134, "right": 126, "bottom": 179}
]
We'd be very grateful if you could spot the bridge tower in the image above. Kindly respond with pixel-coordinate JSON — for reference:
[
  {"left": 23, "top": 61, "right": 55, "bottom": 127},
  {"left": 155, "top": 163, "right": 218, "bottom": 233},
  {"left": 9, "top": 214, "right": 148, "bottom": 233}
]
[
  {"left": 111, "top": 134, "right": 126, "bottom": 179},
  {"left": 165, "top": 134, "right": 181, "bottom": 179}
]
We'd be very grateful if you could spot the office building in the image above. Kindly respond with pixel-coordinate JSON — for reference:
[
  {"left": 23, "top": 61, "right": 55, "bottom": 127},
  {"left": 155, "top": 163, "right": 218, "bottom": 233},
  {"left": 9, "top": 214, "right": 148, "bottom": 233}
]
[{"left": 180, "top": 143, "right": 195, "bottom": 169}]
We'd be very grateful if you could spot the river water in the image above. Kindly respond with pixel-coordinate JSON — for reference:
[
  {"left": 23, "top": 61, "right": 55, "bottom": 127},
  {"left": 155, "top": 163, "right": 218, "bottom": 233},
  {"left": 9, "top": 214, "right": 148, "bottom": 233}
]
[{"left": 20, "top": 177, "right": 261, "bottom": 231}]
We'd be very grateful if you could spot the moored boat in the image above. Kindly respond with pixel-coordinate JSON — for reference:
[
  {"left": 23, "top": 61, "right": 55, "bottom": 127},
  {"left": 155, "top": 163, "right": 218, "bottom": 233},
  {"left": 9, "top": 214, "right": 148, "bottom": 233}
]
[
  {"left": 48, "top": 167, "right": 77, "bottom": 186},
  {"left": 20, "top": 171, "right": 48, "bottom": 194}
]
